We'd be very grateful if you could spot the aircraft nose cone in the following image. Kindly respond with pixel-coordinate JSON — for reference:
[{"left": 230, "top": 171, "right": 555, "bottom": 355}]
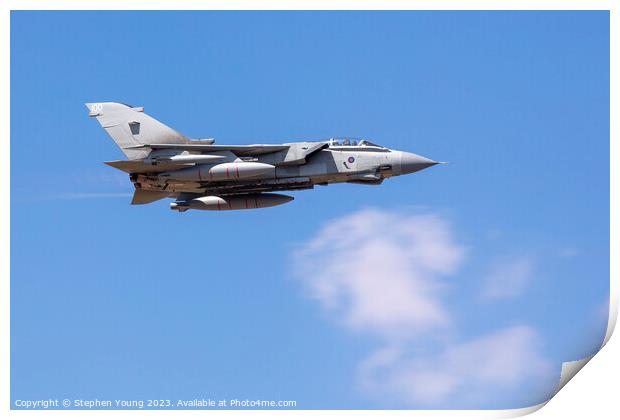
[{"left": 398, "top": 152, "right": 439, "bottom": 175}]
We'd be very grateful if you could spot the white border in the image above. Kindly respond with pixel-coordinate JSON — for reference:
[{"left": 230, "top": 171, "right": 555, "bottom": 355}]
[{"left": 2, "top": 1, "right": 616, "bottom": 419}]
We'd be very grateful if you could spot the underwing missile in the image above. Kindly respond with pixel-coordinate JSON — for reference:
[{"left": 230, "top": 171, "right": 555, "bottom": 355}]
[{"left": 170, "top": 193, "right": 293, "bottom": 211}]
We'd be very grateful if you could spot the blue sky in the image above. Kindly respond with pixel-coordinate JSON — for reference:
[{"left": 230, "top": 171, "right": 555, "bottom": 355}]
[{"left": 11, "top": 11, "right": 609, "bottom": 409}]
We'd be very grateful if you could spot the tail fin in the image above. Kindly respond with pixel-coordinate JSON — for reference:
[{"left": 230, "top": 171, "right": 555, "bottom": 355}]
[{"left": 85, "top": 102, "right": 187, "bottom": 160}]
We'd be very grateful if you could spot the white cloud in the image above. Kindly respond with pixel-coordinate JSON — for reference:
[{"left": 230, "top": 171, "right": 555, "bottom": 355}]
[
  {"left": 293, "top": 209, "right": 465, "bottom": 340},
  {"left": 481, "top": 257, "right": 534, "bottom": 300},
  {"left": 359, "top": 326, "right": 557, "bottom": 407},
  {"left": 558, "top": 247, "right": 579, "bottom": 258},
  {"left": 293, "top": 208, "right": 557, "bottom": 407}
]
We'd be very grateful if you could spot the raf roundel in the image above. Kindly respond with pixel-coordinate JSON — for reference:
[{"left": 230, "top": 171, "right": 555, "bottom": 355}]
[{"left": 348, "top": 156, "right": 355, "bottom": 164}]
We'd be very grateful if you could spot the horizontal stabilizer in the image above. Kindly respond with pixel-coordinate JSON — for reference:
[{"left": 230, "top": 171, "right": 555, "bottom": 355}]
[
  {"left": 104, "top": 160, "right": 193, "bottom": 174},
  {"left": 131, "top": 188, "right": 171, "bottom": 205}
]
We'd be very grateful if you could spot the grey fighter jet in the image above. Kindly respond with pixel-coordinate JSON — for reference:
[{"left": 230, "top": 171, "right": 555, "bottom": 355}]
[{"left": 86, "top": 102, "right": 442, "bottom": 212}]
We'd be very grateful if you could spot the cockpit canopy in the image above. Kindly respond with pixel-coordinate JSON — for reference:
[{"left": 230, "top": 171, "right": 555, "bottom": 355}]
[{"left": 328, "top": 137, "right": 383, "bottom": 147}]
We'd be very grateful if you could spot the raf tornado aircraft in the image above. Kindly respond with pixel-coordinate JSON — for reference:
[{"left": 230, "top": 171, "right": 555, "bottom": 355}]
[{"left": 86, "top": 102, "right": 442, "bottom": 212}]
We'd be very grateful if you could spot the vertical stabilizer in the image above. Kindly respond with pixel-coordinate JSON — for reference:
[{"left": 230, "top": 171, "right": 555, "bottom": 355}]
[{"left": 85, "top": 102, "right": 187, "bottom": 159}]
